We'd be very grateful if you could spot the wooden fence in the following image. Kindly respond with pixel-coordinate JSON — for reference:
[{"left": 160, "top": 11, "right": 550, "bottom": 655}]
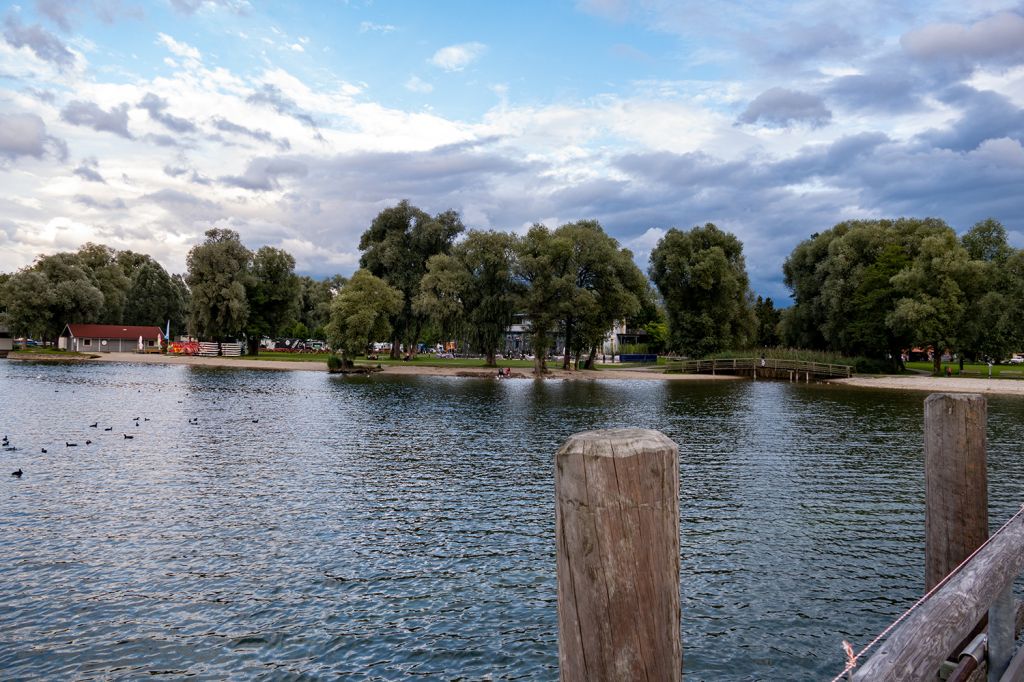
[{"left": 669, "top": 357, "right": 854, "bottom": 379}]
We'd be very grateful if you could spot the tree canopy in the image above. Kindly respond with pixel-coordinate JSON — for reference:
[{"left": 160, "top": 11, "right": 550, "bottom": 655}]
[
  {"left": 649, "top": 223, "right": 755, "bottom": 356},
  {"left": 186, "top": 228, "right": 254, "bottom": 341},
  {"left": 326, "top": 269, "right": 402, "bottom": 364}
]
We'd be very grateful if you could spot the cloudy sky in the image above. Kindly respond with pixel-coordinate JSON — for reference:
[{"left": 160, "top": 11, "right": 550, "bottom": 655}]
[{"left": 2, "top": 0, "right": 1024, "bottom": 300}]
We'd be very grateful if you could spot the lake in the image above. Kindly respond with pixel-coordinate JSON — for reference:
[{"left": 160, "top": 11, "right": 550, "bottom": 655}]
[{"left": 2, "top": 360, "right": 1023, "bottom": 680}]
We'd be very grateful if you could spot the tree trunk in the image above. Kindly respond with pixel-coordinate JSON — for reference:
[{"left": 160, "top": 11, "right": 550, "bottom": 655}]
[
  {"left": 574, "top": 351, "right": 581, "bottom": 370},
  {"left": 933, "top": 342, "right": 941, "bottom": 376},
  {"left": 390, "top": 332, "right": 400, "bottom": 359},
  {"left": 534, "top": 332, "right": 548, "bottom": 374},
  {"left": 563, "top": 319, "right": 573, "bottom": 370},
  {"left": 247, "top": 337, "right": 259, "bottom": 356},
  {"left": 485, "top": 350, "right": 496, "bottom": 367},
  {"left": 584, "top": 345, "right": 597, "bottom": 370}
]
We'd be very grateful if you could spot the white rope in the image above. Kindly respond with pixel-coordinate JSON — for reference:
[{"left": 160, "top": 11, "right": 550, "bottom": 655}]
[{"left": 829, "top": 504, "right": 1024, "bottom": 682}]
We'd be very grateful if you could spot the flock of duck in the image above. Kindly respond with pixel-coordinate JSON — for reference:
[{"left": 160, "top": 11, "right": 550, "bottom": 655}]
[{"left": 4, "top": 415, "right": 186, "bottom": 480}]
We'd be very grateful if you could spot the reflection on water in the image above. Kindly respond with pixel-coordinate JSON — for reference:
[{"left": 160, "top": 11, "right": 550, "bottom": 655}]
[{"left": 1, "top": 361, "right": 1023, "bottom": 680}]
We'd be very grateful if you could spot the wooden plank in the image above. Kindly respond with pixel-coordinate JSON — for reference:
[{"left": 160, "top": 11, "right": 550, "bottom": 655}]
[
  {"left": 851, "top": 511, "right": 1024, "bottom": 681},
  {"left": 556, "top": 428, "right": 681, "bottom": 682}
]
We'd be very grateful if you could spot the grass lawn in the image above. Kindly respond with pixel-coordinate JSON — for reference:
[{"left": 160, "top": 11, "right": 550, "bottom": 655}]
[
  {"left": 905, "top": 360, "right": 1024, "bottom": 378},
  {"left": 10, "top": 348, "right": 95, "bottom": 358}
]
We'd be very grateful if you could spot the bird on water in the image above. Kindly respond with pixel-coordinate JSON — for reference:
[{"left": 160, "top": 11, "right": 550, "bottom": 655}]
[
  {"left": 11, "top": 469, "right": 22, "bottom": 477},
  {"left": 66, "top": 442, "right": 77, "bottom": 447},
  {"left": 89, "top": 422, "right": 97, "bottom": 428},
  {"left": 123, "top": 434, "right": 134, "bottom": 439},
  {"left": 41, "top": 448, "right": 47, "bottom": 453},
  {"left": 104, "top": 427, "right": 112, "bottom": 431}
]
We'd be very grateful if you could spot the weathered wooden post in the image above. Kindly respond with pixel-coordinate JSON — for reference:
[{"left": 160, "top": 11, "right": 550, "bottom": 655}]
[
  {"left": 555, "top": 428, "right": 681, "bottom": 681},
  {"left": 924, "top": 393, "right": 988, "bottom": 591}
]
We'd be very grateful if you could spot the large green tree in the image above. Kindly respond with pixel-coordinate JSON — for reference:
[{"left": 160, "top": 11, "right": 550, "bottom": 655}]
[
  {"left": 514, "top": 224, "right": 564, "bottom": 373},
  {"left": 186, "top": 228, "right": 253, "bottom": 341},
  {"left": 326, "top": 269, "right": 402, "bottom": 366},
  {"left": 649, "top": 223, "right": 755, "bottom": 356},
  {"left": 122, "top": 256, "right": 188, "bottom": 332},
  {"left": 244, "top": 246, "right": 301, "bottom": 354},
  {"left": 359, "top": 200, "right": 463, "bottom": 358},
  {"left": 3, "top": 253, "right": 104, "bottom": 344},
  {"left": 415, "top": 230, "right": 521, "bottom": 366},
  {"left": 77, "top": 243, "right": 129, "bottom": 324}
]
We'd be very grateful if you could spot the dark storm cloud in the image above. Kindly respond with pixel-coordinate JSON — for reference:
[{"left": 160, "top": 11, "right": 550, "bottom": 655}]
[
  {"left": 211, "top": 117, "right": 289, "bottom": 150},
  {"left": 219, "top": 157, "right": 308, "bottom": 191},
  {"left": 737, "top": 87, "right": 832, "bottom": 128},
  {"left": 245, "top": 84, "right": 324, "bottom": 140},
  {"left": 60, "top": 100, "right": 132, "bottom": 138},
  {"left": 3, "top": 14, "right": 75, "bottom": 70},
  {"left": 826, "top": 72, "right": 924, "bottom": 113},
  {"left": 73, "top": 157, "right": 105, "bottom": 183},
  {"left": 138, "top": 92, "right": 196, "bottom": 134},
  {"left": 0, "top": 111, "right": 67, "bottom": 161},
  {"left": 914, "top": 86, "right": 1024, "bottom": 152}
]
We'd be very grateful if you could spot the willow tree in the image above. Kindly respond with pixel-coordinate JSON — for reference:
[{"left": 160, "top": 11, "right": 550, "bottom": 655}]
[
  {"left": 415, "top": 230, "right": 520, "bottom": 366},
  {"left": 186, "top": 228, "right": 253, "bottom": 341},
  {"left": 326, "top": 269, "right": 402, "bottom": 367},
  {"left": 359, "top": 200, "right": 464, "bottom": 358},
  {"left": 649, "top": 223, "right": 755, "bottom": 357}
]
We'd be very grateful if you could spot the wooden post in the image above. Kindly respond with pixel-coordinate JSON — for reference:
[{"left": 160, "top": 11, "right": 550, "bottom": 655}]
[
  {"left": 924, "top": 393, "right": 988, "bottom": 590},
  {"left": 555, "top": 428, "right": 681, "bottom": 682}
]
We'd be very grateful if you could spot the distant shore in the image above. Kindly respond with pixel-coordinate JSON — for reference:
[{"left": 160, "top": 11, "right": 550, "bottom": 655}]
[
  {"left": 10, "top": 351, "right": 739, "bottom": 382},
  {"left": 11, "top": 352, "right": 1024, "bottom": 395}
]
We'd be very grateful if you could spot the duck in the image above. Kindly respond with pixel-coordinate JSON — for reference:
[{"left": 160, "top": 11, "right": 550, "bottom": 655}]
[
  {"left": 85, "top": 440, "right": 92, "bottom": 445},
  {"left": 89, "top": 422, "right": 98, "bottom": 428},
  {"left": 123, "top": 433, "right": 134, "bottom": 439},
  {"left": 41, "top": 448, "right": 47, "bottom": 453},
  {"left": 104, "top": 427, "right": 112, "bottom": 431},
  {"left": 11, "top": 469, "right": 22, "bottom": 477},
  {"left": 66, "top": 441, "right": 77, "bottom": 447},
  {"left": 252, "top": 418, "right": 259, "bottom": 423}
]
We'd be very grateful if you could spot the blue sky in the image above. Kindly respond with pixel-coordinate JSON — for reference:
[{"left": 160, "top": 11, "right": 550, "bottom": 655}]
[{"left": 2, "top": 0, "right": 1024, "bottom": 301}]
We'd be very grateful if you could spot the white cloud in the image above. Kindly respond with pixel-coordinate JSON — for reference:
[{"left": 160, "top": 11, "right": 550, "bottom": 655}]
[
  {"left": 290, "top": 43, "right": 304, "bottom": 52},
  {"left": 404, "top": 75, "right": 433, "bottom": 93},
  {"left": 359, "top": 22, "right": 396, "bottom": 34},
  {"left": 156, "top": 33, "right": 201, "bottom": 62},
  {"left": 430, "top": 42, "right": 486, "bottom": 72}
]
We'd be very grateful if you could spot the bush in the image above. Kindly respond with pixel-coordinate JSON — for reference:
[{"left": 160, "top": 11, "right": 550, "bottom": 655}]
[{"left": 326, "top": 354, "right": 344, "bottom": 371}]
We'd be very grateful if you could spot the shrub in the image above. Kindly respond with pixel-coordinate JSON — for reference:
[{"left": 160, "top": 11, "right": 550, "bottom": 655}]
[{"left": 326, "top": 354, "right": 344, "bottom": 372}]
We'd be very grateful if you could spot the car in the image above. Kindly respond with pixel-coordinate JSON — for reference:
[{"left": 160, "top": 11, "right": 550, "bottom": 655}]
[{"left": 1010, "top": 355, "right": 1024, "bottom": 365}]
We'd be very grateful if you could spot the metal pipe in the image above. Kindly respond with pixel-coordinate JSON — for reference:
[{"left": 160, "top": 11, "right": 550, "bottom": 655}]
[{"left": 948, "top": 633, "right": 987, "bottom": 682}]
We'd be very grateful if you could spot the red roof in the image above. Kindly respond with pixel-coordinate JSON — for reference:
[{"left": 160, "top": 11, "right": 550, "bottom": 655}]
[{"left": 64, "top": 324, "right": 163, "bottom": 340}]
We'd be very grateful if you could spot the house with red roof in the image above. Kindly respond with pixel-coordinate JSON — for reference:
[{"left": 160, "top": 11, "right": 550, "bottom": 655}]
[{"left": 60, "top": 324, "right": 163, "bottom": 353}]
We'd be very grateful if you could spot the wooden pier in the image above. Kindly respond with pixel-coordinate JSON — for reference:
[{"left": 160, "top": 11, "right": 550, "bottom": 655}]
[
  {"left": 668, "top": 357, "right": 854, "bottom": 381},
  {"left": 555, "top": 393, "right": 1024, "bottom": 681}
]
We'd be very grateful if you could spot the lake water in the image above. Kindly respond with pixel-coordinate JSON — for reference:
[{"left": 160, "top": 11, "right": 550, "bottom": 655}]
[{"left": 2, "top": 360, "right": 1023, "bottom": 680}]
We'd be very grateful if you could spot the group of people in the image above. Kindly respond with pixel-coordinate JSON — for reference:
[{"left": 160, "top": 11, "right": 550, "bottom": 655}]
[{"left": 496, "top": 366, "right": 512, "bottom": 378}]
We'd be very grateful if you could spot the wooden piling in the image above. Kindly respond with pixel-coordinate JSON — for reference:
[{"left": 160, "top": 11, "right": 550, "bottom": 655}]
[
  {"left": 555, "top": 428, "right": 681, "bottom": 682},
  {"left": 923, "top": 393, "right": 988, "bottom": 591}
]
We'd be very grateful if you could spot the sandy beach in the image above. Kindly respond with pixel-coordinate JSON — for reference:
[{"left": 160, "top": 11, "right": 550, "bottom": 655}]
[{"left": 830, "top": 374, "right": 1024, "bottom": 396}]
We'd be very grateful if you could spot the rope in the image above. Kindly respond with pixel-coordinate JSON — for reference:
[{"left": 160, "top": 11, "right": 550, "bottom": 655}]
[{"left": 829, "top": 504, "right": 1024, "bottom": 682}]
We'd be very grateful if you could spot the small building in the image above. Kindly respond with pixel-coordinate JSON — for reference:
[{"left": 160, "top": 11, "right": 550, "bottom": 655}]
[
  {"left": 60, "top": 324, "right": 163, "bottom": 353},
  {"left": 0, "top": 324, "right": 12, "bottom": 357}
]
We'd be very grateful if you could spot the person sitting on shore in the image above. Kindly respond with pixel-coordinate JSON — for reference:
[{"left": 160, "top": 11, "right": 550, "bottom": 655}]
[
  {"left": 504, "top": 367, "right": 511, "bottom": 377},
  {"left": 497, "top": 367, "right": 503, "bottom": 378}
]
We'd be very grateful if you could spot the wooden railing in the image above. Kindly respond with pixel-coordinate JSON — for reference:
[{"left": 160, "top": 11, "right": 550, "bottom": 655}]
[{"left": 669, "top": 357, "right": 854, "bottom": 379}]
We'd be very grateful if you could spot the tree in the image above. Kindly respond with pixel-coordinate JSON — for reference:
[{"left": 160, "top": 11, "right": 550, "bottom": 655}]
[
  {"left": 514, "top": 224, "right": 564, "bottom": 374},
  {"left": 649, "top": 223, "right": 755, "bottom": 356},
  {"left": 888, "top": 230, "right": 977, "bottom": 375},
  {"left": 3, "top": 253, "right": 104, "bottom": 344},
  {"left": 296, "top": 275, "right": 344, "bottom": 340},
  {"left": 122, "top": 257, "right": 187, "bottom": 332},
  {"left": 77, "top": 243, "right": 129, "bottom": 324},
  {"left": 753, "top": 296, "right": 781, "bottom": 347},
  {"left": 359, "top": 200, "right": 464, "bottom": 358},
  {"left": 186, "top": 228, "right": 253, "bottom": 341},
  {"left": 244, "top": 246, "right": 301, "bottom": 354},
  {"left": 415, "top": 230, "right": 521, "bottom": 366},
  {"left": 325, "top": 269, "right": 402, "bottom": 366}
]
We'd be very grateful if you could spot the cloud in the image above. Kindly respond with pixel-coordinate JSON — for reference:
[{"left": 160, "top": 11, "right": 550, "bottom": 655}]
[
  {"left": 827, "top": 71, "right": 924, "bottom": 113},
  {"left": 430, "top": 42, "right": 486, "bottom": 72},
  {"left": 168, "top": 0, "right": 250, "bottom": 15},
  {"left": 219, "top": 156, "right": 309, "bottom": 191},
  {"left": 73, "top": 194, "right": 126, "bottom": 210},
  {"left": 211, "top": 116, "right": 290, "bottom": 149},
  {"left": 737, "top": 87, "right": 832, "bottom": 128},
  {"left": 245, "top": 83, "right": 323, "bottom": 138},
  {"left": 360, "top": 21, "right": 396, "bottom": 34},
  {"left": 60, "top": 100, "right": 133, "bottom": 138},
  {"left": 405, "top": 75, "right": 433, "bottom": 93},
  {"left": 915, "top": 85, "right": 1024, "bottom": 152},
  {"left": 157, "top": 32, "right": 201, "bottom": 61},
  {"left": 902, "top": 11, "right": 1024, "bottom": 65},
  {"left": 35, "top": 0, "right": 77, "bottom": 32},
  {"left": 73, "top": 157, "right": 106, "bottom": 183},
  {"left": 3, "top": 14, "right": 76, "bottom": 70},
  {"left": 138, "top": 92, "right": 197, "bottom": 133},
  {"left": 0, "top": 112, "right": 67, "bottom": 161}
]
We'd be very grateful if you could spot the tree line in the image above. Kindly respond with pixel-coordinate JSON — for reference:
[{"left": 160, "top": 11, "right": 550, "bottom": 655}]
[{"left": 2, "top": 202, "right": 1020, "bottom": 374}]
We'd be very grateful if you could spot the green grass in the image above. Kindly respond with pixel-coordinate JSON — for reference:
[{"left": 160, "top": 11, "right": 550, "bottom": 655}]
[{"left": 905, "top": 360, "right": 1024, "bottom": 378}]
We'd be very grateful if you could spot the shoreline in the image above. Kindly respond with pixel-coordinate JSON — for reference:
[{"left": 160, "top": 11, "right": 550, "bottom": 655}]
[{"left": 10, "top": 353, "right": 1024, "bottom": 395}]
